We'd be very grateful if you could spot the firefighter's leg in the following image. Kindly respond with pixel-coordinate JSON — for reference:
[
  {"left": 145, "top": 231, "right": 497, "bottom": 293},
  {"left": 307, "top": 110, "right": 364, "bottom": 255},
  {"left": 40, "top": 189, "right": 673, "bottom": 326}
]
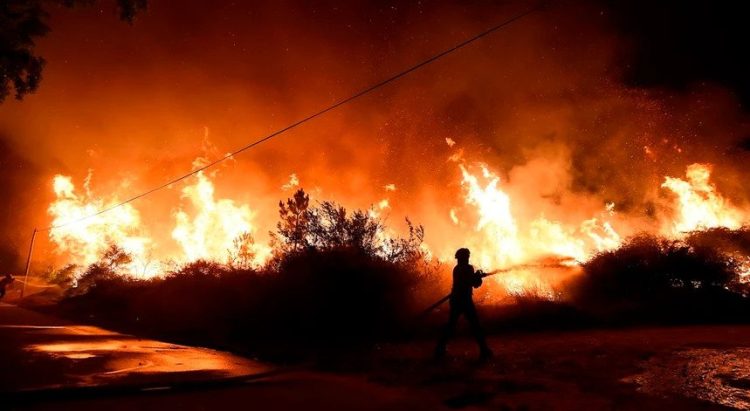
[
  {"left": 435, "top": 302, "right": 461, "bottom": 358},
  {"left": 465, "top": 301, "right": 492, "bottom": 358}
]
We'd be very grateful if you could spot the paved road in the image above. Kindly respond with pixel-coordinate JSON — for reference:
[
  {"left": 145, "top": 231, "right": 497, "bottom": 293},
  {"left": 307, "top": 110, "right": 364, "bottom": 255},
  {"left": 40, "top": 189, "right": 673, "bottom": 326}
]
[
  {"left": 0, "top": 302, "right": 271, "bottom": 392},
  {"left": 0, "top": 303, "right": 443, "bottom": 410}
]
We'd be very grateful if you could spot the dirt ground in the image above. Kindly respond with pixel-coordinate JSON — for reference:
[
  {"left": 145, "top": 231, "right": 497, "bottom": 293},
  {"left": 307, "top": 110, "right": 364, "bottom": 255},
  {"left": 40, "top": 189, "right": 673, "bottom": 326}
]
[{"left": 366, "top": 325, "right": 750, "bottom": 410}]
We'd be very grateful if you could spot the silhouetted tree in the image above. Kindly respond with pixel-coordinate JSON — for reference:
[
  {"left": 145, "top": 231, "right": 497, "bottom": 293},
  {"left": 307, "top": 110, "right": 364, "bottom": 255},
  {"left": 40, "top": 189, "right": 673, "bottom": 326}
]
[
  {"left": 47, "top": 263, "right": 79, "bottom": 287},
  {"left": 382, "top": 218, "right": 425, "bottom": 264},
  {"left": 0, "top": 0, "right": 146, "bottom": 103},
  {"left": 273, "top": 188, "right": 313, "bottom": 253},
  {"left": 307, "top": 201, "right": 382, "bottom": 254},
  {"left": 271, "top": 188, "right": 426, "bottom": 263}
]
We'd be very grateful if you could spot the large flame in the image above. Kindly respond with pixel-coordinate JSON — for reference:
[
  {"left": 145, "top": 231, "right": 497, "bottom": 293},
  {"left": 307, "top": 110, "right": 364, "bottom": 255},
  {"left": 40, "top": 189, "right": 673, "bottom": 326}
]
[
  {"left": 48, "top": 174, "right": 156, "bottom": 278},
  {"left": 661, "top": 163, "right": 744, "bottom": 235},
  {"left": 459, "top": 164, "right": 522, "bottom": 268},
  {"left": 171, "top": 171, "right": 270, "bottom": 267},
  {"left": 48, "top": 170, "right": 270, "bottom": 278},
  {"left": 450, "top": 161, "right": 749, "bottom": 295},
  {"left": 453, "top": 163, "right": 620, "bottom": 296}
]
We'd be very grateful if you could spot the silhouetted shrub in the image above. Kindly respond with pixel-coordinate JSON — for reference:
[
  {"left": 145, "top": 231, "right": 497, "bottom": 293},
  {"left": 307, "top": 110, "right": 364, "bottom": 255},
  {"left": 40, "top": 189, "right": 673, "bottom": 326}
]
[
  {"left": 45, "top": 263, "right": 79, "bottom": 287},
  {"left": 567, "top": 233, "right": 750, "bottom": 322}
]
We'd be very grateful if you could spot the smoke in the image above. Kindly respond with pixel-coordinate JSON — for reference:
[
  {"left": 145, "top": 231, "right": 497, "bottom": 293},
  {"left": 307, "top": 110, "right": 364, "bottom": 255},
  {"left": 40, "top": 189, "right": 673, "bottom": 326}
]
[
  {"left": 0, "top": 0, "right": 749, "bottom": 273},
  {"left": 0, "top": 137, "right": 44, "bottom": 271}
]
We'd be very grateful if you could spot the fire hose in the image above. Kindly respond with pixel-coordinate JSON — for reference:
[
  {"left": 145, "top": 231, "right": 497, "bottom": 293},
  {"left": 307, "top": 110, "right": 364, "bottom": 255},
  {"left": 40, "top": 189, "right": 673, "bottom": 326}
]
[
  {"left": 416, "top": 269, "right": 502, "bottom": 319},
  {"left": 417, "top": 257, "right": 580, "bottom": 318}
]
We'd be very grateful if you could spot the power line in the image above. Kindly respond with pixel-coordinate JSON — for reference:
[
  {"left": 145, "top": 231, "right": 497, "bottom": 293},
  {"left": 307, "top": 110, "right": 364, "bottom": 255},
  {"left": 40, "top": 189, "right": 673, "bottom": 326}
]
[{"left": 44, "top": 1, "right": 545, "bottom": 232}]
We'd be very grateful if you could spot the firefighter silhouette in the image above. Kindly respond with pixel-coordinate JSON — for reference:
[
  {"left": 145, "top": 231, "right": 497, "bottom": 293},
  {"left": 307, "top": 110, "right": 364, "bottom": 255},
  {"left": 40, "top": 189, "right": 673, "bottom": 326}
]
[{"left": 435, "top": 248, "right": 493, "bottom": 360}]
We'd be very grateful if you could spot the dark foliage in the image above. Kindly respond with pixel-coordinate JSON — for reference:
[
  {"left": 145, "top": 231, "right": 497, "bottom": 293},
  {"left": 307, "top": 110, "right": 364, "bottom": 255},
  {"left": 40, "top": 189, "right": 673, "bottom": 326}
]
[
  {"left": 68, "top": 243, "right": 132, "bottom": 296},
  {"left": 270, "top": 189, "right": 425, "bottom": 263},
  {"left": 0, "top": 1, "right": 47, "bottom": 103},
  {"left": 45, "top": 263, "right": 78, "bottom": 287},
  {"left": 59, "top": 250, "right": 430, "bottom": 361},
  {"left": 684, "top": 226, "right": 750, "bottom": 259},
  {"left": 0, "top": 0, "right": 145, "bottom": 103},
  {"left": 568, "top": 233, "right": 750, "bottom": 323}
]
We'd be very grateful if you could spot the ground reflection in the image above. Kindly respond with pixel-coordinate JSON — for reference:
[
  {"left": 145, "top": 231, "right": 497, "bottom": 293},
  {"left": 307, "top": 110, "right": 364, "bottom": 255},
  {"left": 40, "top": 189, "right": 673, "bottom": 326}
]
[
  {"left": 22, "top": 324, "right": 269, "bottom": 387},
  {"left": 625, "top": 347, "right": 750, "bottom": 409},
  {"left": 30, "top": 339, "right": 134, "bottom": 355}
]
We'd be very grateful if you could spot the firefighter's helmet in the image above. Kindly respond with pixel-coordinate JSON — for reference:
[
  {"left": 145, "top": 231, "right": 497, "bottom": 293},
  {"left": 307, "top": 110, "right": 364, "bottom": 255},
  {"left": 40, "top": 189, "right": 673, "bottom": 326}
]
[{"left": 454, "top": 248, "right": 470, "bottom": 260}]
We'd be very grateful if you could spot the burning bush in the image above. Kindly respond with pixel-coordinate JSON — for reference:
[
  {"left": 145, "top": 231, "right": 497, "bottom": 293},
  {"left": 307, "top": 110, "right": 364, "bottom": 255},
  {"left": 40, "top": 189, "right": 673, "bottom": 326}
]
[{"left": 684, "top": 226, "right": 750, "bottom": 262}]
